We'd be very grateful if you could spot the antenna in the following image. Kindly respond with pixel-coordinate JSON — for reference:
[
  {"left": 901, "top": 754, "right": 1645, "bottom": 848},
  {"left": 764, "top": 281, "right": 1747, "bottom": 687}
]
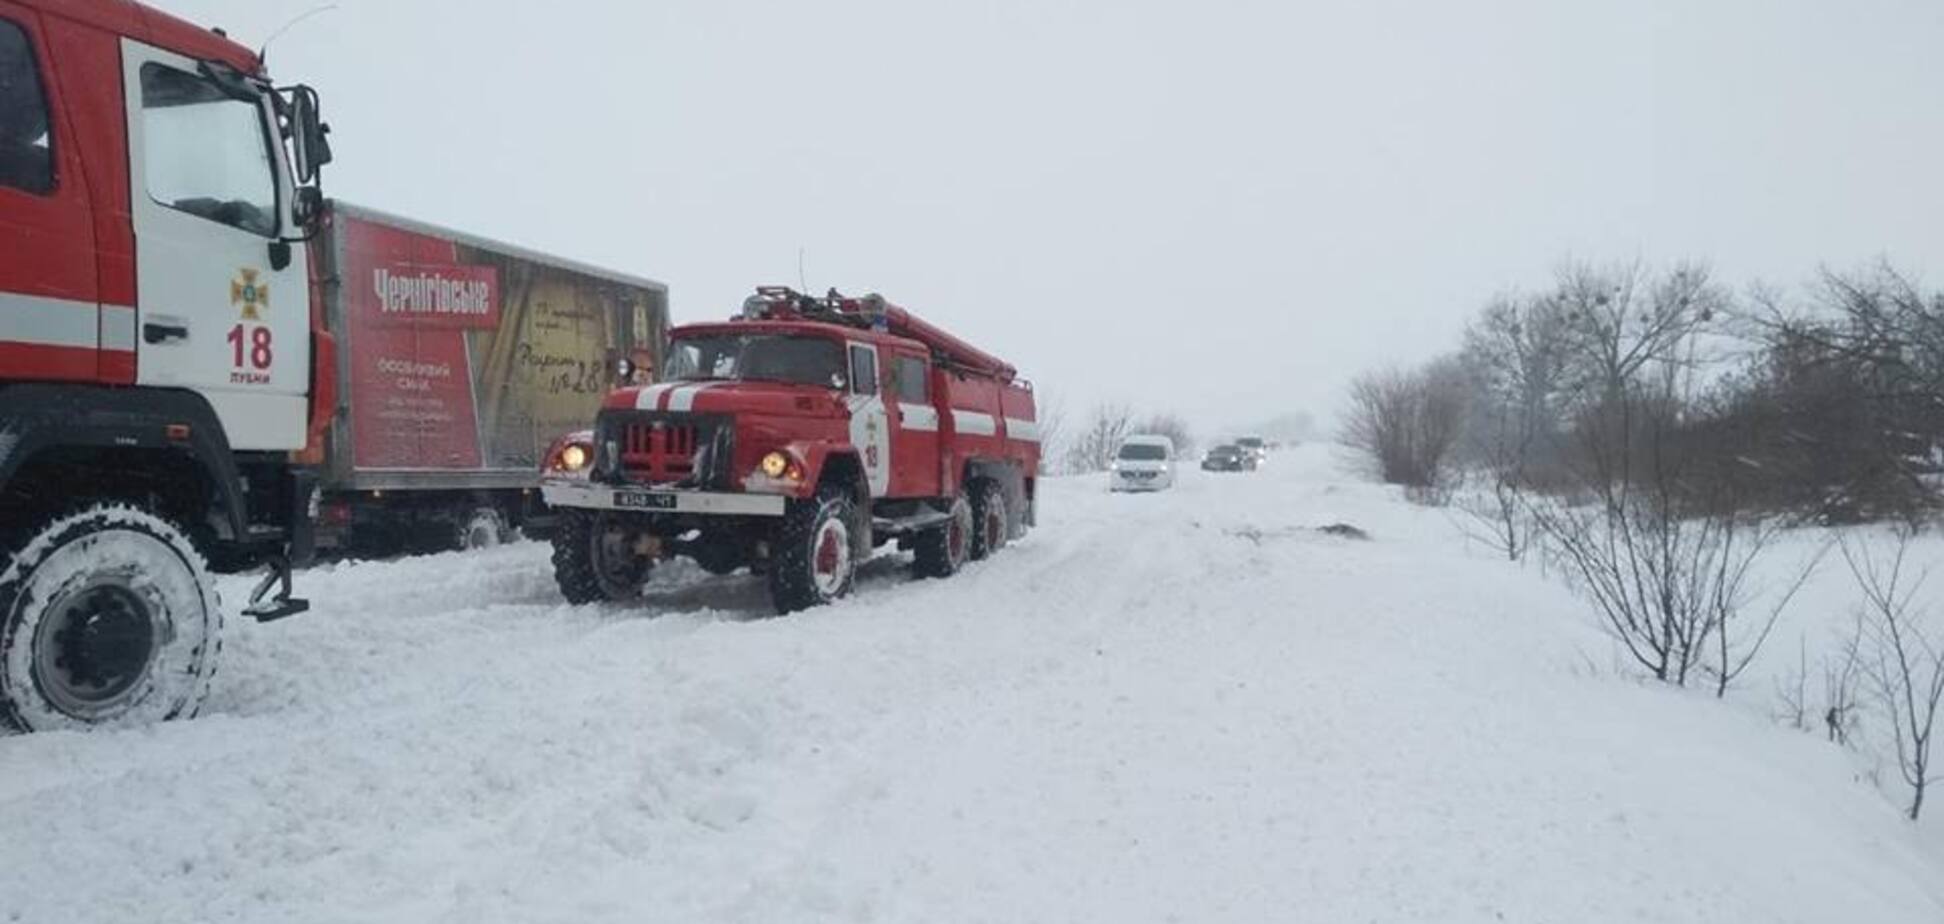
[
  {"left": 797, "top": 247, "right": 808, "bottom": 292},
  {"left": 259, "top": 4, "right": 339, "bottom": 64}
]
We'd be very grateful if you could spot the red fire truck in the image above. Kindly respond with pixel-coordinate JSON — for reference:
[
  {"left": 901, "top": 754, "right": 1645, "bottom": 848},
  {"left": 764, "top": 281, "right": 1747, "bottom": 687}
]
[
  {"left": 0, "top": 1, "right": 335, "bottom": 731},
  {"left": 541, "top": 288, "right": 1039, "bottom": 613}
]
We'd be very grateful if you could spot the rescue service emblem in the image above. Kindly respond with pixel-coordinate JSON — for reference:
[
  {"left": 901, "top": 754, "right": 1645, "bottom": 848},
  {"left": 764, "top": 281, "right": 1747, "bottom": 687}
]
[{"left": 231, "top": 268, "right": 269, "bottom": 320}]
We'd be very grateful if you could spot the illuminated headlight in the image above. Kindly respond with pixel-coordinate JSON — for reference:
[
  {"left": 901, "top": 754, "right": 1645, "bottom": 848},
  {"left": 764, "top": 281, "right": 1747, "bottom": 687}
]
[
  {"left": 760, "top": 451, "right": 791, "bottom": 478},
  {"left": 558, "top": 442, "right": 591, "bottom": 472}
]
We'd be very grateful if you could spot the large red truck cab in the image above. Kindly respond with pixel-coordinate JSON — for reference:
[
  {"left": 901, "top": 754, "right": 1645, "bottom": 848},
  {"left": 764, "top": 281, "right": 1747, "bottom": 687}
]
[
  {"left": 542, "top": 288, "right": 1039, "bottom": 612},
  {"left": 0, "top": 1, "right": 334, "bottom": 731}
]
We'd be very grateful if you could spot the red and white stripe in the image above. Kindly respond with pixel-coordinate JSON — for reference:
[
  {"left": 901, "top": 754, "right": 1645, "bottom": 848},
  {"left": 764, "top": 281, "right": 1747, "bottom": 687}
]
[
  {"left": 0, "top": 292, "right": 136, "bottom": 382},
  {"left": 632, "top": 382, "right": 718, "bottom": 412}
]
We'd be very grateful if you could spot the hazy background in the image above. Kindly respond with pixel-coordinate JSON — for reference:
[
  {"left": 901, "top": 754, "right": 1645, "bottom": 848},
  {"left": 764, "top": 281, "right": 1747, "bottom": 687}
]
[{"left": 153, "top": 0, "right": 1944, "bottom": 435}]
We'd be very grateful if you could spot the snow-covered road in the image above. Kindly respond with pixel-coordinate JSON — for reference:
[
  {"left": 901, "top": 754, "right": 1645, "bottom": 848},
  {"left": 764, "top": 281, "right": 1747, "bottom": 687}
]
[{"left": 3, "top": 446, "right": 1941, "bottom": 923}]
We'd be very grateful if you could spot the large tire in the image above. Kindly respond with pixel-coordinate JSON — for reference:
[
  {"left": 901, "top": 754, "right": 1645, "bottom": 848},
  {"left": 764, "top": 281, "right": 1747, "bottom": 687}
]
[
  {"left": 912, "top": 492, "right": 973, "bottom": 579},
  {"left": 550, "top": 509, "right": 652, "bottom": 604},
  {"left": 0, "top": 505, "right": 222, "bottom": 733},
  {"left": 768, "top": 488, "right": 857, "bottom": 614},
  {"left": 454, "top": 506, "right": 511, "bottom": 551},
  {"left": 969, "top": 480, "right": 1008, "bottom": 561}
]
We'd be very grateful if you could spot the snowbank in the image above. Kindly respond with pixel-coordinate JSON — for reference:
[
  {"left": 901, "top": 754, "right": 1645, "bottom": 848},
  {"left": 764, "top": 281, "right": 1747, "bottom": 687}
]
[{"left": 1, "top": 445, "right": 1939, "bottom": 922}]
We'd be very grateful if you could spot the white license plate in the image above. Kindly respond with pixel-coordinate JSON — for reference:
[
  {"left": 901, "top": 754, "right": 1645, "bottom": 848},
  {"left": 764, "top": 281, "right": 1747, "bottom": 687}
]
[{"left": 613, "top": 491, "right": 678, "bottom": 510}]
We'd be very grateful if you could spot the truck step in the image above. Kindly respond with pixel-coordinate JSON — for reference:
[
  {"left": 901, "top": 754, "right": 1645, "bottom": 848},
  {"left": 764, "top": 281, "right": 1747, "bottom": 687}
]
[
  {"left": 244, "top": 597, "right": 311, "bottom": 623},
  {"left": 243, "top": 556, "right": 309, "bottom": 623}
]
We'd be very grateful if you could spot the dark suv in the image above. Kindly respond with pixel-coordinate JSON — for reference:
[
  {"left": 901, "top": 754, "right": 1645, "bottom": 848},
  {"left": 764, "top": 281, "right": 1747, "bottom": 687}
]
[{"left": 1202, "top": 444, "right": 1256, "bottom": 472}]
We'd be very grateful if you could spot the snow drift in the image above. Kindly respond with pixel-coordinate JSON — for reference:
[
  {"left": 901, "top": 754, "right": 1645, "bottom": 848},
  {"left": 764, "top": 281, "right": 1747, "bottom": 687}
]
[{"left": 1, "top": 445, "right": 1939, "bottom": 923}]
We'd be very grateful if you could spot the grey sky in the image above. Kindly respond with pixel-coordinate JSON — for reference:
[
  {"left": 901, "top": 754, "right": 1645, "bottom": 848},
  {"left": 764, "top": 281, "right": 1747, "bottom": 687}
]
[{"left": 157, "top": 0, "right": 1944, "bottom": 434}]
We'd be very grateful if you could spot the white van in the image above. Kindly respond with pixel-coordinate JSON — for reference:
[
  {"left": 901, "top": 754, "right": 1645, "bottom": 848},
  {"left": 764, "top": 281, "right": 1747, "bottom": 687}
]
[{"left": 1110, "top": 434, "right": 1178, "bottom": 492}]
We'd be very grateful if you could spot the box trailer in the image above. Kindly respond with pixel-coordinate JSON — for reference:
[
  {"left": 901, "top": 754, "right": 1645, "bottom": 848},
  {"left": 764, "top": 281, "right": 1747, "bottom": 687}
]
[{"left": 313, "top": 202, "right": 668, "bottom": 554}]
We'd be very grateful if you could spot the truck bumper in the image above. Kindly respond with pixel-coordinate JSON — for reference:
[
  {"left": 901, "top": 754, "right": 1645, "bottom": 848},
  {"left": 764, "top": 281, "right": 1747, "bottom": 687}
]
[{"left": 541, "top": 480, "right": 787, "bottom": 517}]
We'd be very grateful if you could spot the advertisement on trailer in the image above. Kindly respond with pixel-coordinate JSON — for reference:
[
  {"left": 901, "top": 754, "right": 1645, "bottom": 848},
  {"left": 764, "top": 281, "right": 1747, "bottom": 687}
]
[{"left": 337, "top": 212, "right": 658, "bottom": 474}]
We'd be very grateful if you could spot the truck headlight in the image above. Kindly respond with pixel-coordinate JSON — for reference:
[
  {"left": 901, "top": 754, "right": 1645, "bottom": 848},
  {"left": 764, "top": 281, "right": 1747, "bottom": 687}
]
[
  {"left": 760, "top": 451, "right": 790, "bottom": 478},
  {"left": 558, "top": 442, "right": 591, "bottom": 472}
]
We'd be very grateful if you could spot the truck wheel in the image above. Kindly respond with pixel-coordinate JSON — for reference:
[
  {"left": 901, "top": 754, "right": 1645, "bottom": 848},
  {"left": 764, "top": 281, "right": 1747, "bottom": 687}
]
[
  {"left": 912, "top": 493, "right": 973, "bottom": 578},
  {"left": 0, "top": 505, "right": 222, "bottom": 733},
  {"left": 455, "top": 506, "right": 510, "bottom": 551},
  {"left": 969, "top": 480, "right": 1008, "bottom": 561},
  {"left": 551, "top": 510, "right": 651, "bottom": 604},
  {"left": 769, "top": 488, "right": 857, "bottom": 613}
]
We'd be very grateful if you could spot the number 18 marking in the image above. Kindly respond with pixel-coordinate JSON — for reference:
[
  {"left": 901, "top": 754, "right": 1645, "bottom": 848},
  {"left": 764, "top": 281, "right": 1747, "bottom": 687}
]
[{"left": 227, "top": 323, "right": 274, "bottom": 371}]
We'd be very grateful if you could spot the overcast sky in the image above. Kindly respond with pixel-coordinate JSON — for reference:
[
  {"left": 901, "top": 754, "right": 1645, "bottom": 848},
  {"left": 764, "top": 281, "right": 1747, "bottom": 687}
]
[{"left": 155, "top": 0, "right": 1944, "bottom": 435}]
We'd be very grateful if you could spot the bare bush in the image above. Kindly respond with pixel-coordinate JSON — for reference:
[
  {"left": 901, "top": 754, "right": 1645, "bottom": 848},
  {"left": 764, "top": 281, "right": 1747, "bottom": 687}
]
[
  {"left": 1034, "top": 394, "right": 1069, "bottom": 474},
  {"left": 1774, "top": 620, "right": 1864, "bottom": 745},
  {"left": 1340, "top": 358, "right": 1467, "bottom": 491},
  {"left": 1062, "top": 402, "right": 1134, "bottom": 474},
  {"left": 1528, "top": 383, "right": 1815, "bottom": 695},
  {"left": 1451, "top": 467, "right": 1536, "bottom": 562},
  {"left": 1826, "top": 615, "right": 1866, "bottom": 746},
  {"left": 1843, "top": 529, "right": 1944, "bottom": 820},
  {"left": 1776, "top": 634, "right": 1813, "bottom": 732}
]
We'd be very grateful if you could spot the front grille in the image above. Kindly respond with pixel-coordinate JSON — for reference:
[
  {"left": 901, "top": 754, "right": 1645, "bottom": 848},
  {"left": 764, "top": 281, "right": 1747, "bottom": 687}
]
[
  {"left": 622, "top": 420, "right": 697, "bottom": 482},
  {"left": 598, "top": 412, "right": 732, "bottom": 488}
]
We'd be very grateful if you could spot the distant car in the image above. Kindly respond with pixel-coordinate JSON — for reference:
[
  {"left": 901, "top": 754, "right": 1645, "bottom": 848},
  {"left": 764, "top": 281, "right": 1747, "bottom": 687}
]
[
  {"left": 1110, "top": 434, "right": 1177, "bottom": 492},
  {"left": 1234, "top": 435, "right": 1269, "bottom": 465},
  {"left": 1202, "top": 443, "right": 1256, "bottom": 472}
]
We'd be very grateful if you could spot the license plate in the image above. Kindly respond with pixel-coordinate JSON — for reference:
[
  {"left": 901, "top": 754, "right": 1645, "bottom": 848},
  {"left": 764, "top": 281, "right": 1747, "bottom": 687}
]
[{"left": 613, "top": 491, "right": 677, "bottom": 510}]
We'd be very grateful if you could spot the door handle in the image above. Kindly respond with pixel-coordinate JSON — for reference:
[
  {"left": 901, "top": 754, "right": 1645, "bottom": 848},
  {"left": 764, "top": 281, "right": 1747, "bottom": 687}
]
[{"left": 143, "top": 321, "right": 189, "bottom": 344}]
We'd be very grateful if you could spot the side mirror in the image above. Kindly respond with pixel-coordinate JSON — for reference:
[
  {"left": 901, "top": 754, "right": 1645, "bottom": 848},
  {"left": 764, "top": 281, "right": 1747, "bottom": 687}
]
[
  {"left": 289, "top": 86, "right": 333, "bottom": 184},
  {"left": 293, "top": 186, "right": 324, "bottom": 228}
]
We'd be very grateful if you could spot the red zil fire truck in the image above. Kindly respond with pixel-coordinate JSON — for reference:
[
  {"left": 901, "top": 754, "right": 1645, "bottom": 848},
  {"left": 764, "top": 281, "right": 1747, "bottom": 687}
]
[
  {"left": 541, "top": 287, "right": 1039, "bottom": 613},
  {"left": 0, "top": 1, "right": 335, "bottom": 731}
]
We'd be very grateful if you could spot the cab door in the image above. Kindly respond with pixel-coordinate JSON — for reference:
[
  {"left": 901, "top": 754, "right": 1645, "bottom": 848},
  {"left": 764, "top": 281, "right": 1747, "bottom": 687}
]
[
  {"left": 122, "top": 40, "right": 309, "bottom": 450},
  {"left": 845, "top": 342, "right": 891, "bottom": 497},
  {"left": 886, "top": 350, "right": 941, "bottom": 498}
]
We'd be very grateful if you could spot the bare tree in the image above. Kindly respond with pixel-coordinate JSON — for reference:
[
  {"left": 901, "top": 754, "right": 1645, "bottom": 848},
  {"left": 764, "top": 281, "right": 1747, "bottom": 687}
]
[
  {"left": 1034, "top": 393, "right": 1069, "bottom": 475},
  {"left": 1339, "top": 357, "right": 1467, "bottom": 493},
  {"left": 1448, "top": 292, "right": 1586, "bottom": 560},
  {"left": 1554, "top": 260, "right": 1723, "bottom": 403},
  {"left": 1460, "top": 291, "right": 1581, "bottom": 457},
  {"left": 1063, "top": 402, "right": 1134, "bottom": 474},
  {"left": 1842, "top": 529, "right": 1944, "bottom": 820}
]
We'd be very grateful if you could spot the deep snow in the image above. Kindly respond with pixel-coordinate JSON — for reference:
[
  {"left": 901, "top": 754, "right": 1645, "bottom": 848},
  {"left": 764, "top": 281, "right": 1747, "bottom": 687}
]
[{"left": 2, "top": 445, "right": 1941, "bottom": 923}]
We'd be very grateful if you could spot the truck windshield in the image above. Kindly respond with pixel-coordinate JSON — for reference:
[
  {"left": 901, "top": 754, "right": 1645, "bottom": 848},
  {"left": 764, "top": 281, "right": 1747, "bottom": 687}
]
[
  {"left": 663, "top": 334, "right": 846, "bottom": 388},
  {"left": 1118, "top": 443, "right": 1169, "bottom": 461}
]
